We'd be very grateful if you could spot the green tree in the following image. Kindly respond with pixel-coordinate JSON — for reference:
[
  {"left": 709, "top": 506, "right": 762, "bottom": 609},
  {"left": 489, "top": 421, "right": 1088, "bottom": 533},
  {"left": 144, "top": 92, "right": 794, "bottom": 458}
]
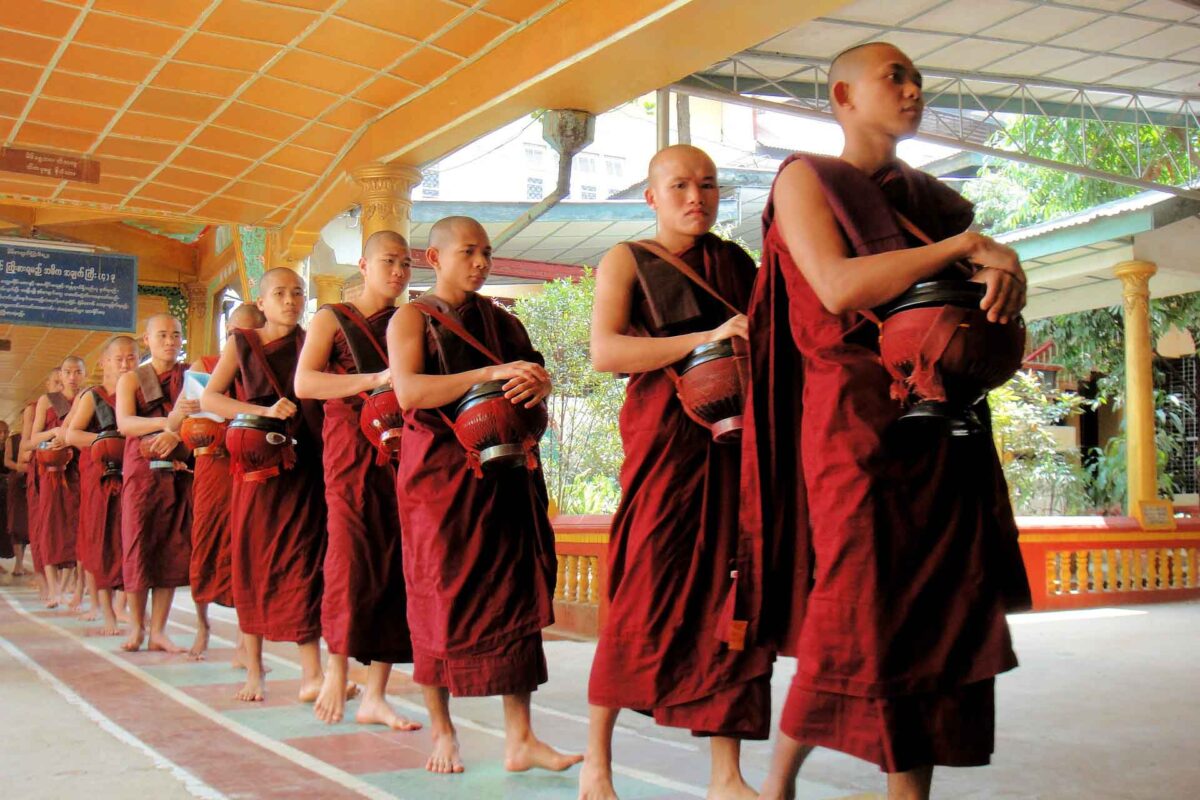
[{"left": 513, "top": 270, "right": 625, "bottom": 515}]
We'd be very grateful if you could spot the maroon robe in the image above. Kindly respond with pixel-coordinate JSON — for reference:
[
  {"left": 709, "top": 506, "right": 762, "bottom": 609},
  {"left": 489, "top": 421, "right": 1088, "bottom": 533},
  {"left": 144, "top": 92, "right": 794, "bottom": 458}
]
[
  {"left": 397, "top": 293, "right": 557, "bottom": 696},
  {"left": 229, "top": 328, "right": 325, "bottom": 643},
  {"left": 121, "top": 363, "right": 192, "bottom": 593},
  {"left": 738, "top": 154, "right": 1030, "bottom": 772},
  {"left": 189, "top": 355, "right": 233, "bottom": 607},
  {"left": 78, "top": 387, "right": 124, "bottom": 591},
  {"left": 321, "top": 304, "right": 411, "bottom": 664},
  {"left": 25, "top": 402, "right": 46, "bottom": 575},
  {"left": 5, "top": 435, "right": 26, "bottom": 549},
  {"left": 38, "top": 392, "right": 80, "bottom": 567},
  {"left": 0, "top": 437, "right": 10, "bottom": 560},
  {"left": 588, "top": 235, "right": 773, "bottom": 738}
]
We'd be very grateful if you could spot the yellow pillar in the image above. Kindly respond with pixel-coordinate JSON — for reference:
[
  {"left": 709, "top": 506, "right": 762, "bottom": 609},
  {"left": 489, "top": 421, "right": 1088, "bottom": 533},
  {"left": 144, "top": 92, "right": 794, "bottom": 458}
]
[
  {"left": 352, "top": 161, "right": 423, "bottom": 246},
  {"left": 312, "top": 274, "right": 344, "bottom": 308},
  {"left": 184, "top": 282, "right": 213, "bottom": 358},
  {"left": 1116, "top": 260, "right": 1158, "bottom": 517}
]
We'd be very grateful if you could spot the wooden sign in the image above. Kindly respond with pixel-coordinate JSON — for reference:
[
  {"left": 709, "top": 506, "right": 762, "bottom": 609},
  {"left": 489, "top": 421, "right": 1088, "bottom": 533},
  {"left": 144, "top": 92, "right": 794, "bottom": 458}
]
[
  {"left": 1137, "top": 499, "right": 1176, "bottom": 531},
  {"left": 0, "top": 147, "right": 100, "bottom": 184}
]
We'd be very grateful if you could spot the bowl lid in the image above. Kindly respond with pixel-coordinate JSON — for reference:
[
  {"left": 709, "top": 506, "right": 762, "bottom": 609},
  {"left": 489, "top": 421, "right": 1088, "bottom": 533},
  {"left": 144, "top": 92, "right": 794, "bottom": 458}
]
[{"left": 878, "top": 280, "right": 985, "bottom": 318}]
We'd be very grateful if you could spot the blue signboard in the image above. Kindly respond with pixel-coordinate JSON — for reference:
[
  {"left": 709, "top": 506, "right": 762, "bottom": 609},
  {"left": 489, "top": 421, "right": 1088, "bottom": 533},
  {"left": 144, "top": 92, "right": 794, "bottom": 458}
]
[{"left": 0, "top": 244, "right": 138, "bottom": 333}]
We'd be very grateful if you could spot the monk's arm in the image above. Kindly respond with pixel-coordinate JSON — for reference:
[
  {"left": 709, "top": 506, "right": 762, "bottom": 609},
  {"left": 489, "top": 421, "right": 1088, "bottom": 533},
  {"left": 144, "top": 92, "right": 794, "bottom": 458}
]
[
  {"left": 116, "top": 372, "right": 172, "bottom": 437},
  {"left": 27, "top": 396, "right": 58, "bottom": 447},
  {"left": 590, "top": 244, "right": 744, "bottom": 374},
  {"left": 3, "top": 446, "right": 21, "bottom": 472},
  {"left": 386, "top": 305, "right": 501, "bottom": 411},
  {"left": 201, "top": 339, "right": 275, "bottom": 419},
  {"left": 18, "top": 405, "right": 35, "bottom": 452},
  {"left": 773, "top": 159, "right": 1019, "bottom": 314},
  {"left": 65, "top": 392, "right": 100, "bottom": 449},
  {"left": 294, "top": 309, "right": 388, "bottom": 400}
]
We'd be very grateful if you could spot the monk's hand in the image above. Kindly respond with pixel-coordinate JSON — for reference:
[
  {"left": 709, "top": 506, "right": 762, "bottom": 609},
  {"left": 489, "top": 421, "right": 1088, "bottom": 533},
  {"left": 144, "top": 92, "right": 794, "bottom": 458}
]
[
  {"left": 970, "top": 267, "right": 1026, "bottom": 325},
  {"left": 167, "top": 399, "right": 201, "bottom": 430},
  {"left": 152, "top": 430, "right": 181, "bottom": 457},
  {"left": 263, "top": 398, "right": 298, "bottom": 419},
  {"left": 48, "top": 427, "right": 68, "bottom": 449},
  {"left": 494, "top": 361, "right": 552, "bottom": 408},
  {"left": 708, "top": 314, "right": 749, "bottom": 343},
  {"left": 369, "top": 370, "right": 391, "bottom": 390}
]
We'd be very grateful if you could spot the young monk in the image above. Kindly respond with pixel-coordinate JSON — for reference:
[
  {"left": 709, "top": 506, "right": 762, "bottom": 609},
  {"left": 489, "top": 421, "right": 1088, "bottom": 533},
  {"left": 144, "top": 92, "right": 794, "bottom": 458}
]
[
  {"left": 28, "top": 358, "right": 86, "bottom": 607},
  {"left": 66, "top": 337, "right": 139, "bottom": 635},
  {"left": 387, "top": 216, "right": 580, "bottom": 774},
  {"left": 188, "top": 303, "right": 265, "bottom": 662},
  {"left": 0, "top": 421, "right": 11, "bottom": 573},
  {"left": 117, "top": 314, "right": 197, "bottom": 653},
  {"left": 740, "top": 43, "right": 1030, "bottom": 800},
  {"left": 580, "top": 145, "right": 771, "bottom": 800},
  {"left": 295, "top": 230, "right": 417, "bottom": 729},
  {"left": 202, "top": 269, "right": 327, "bottom": 703},
  {"left": 6, "top": 419, "right": 30, "bottom": 578},
  {"left": 20, "top": 373, "right": 59, "bottom": 600}
]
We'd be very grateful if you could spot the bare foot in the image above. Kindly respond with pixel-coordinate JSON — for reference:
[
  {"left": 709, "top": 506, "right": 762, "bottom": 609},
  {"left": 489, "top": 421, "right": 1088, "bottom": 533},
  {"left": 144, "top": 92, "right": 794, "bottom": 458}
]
[
  {"left": 121, "top": 628, "right": 145, "bottom": 652},
  {"left": 426, "top": 728, "right": 465, "bottom": 774},
  {"left": 147, "top": 632, "right": 185, "bottom": 654},
  {"left": 706, "top": 777, "right": 759, "bottom": 800},
  {"left": 79, "top": 607, "right": 99, "bottom": 622},
  {"left": 578, "top": 757, "right": 619, "bottom": 800},
  {"left": 115, "top": 608, "right": 131, "bottom": 624},
  {"left": 188, "top": 626, "right": 209, "bottom": 661},
  {"left": 99, "top": 623, "right": 123, "bottom": 636},
  {"left": 505, "top": 735, "right": 582, "bottom": 773},
  {"left": 355, "top": 694, "right": 421, "bottom": 731},
  {"left": 236, "top": 674, "right": 265, "bottom": 702},
  {"left": 12, "top": 568, "right": 26, "bottom": 577},
  {"left": 67, "top": 597, "right": 83, "bottom": 613},
  {"left": 44, "top": 595, "right": 60, "bottom": 609},
  {"left": 314, "top": 670, "right": 353, "bottom": 724}
]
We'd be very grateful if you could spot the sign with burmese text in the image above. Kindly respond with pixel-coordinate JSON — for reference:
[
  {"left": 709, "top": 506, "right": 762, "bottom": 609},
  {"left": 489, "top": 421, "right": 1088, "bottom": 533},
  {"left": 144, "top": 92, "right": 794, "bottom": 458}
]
[
  {"left": 0, "top": 244, "right": 138, "bottom": 332},
  {"left": 0, "top": 147, "right": 101, "bottom": 183}
]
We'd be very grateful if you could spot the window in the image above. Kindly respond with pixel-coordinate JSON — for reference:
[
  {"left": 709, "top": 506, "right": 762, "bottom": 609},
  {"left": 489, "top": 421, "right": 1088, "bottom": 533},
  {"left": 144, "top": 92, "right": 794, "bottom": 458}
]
[
  {"left": 420, "top": 169, "right": 439, "bottom": 199},
  {"left": 581, "top": 184, "right": 598, "bottom": 200},
  {"left": 527, "top": 177, "right": 544, "bottom": 200},
  {"left": 605, "top": 157, "right": 624, "bottom": 178},
  {"left": 524, "top": 144, "right": 545, "bottom": 168},
  {"left": 576, "top": 154, "right": 597, "bottom": 173}
]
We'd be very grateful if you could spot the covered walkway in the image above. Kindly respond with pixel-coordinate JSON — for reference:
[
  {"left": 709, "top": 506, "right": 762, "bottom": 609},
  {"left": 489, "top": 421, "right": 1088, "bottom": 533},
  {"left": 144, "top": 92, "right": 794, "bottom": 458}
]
[{"left": 2, "top": 575, "right": 1197, "bottom": 799}]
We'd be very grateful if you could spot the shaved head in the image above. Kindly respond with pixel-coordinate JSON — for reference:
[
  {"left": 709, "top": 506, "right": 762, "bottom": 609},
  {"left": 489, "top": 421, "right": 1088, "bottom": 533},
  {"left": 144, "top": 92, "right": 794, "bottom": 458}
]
[
  {"left": 259, "top": 266, "right": 303, "bottom": 296},
  {"left": 364, "top": 230, "right": 409, "bottom": 259},
  {"left": 102, "top": 335, "right": 137, "bottom": 358},
  {"left": 145, "top": 312, "right": 181, "bottom": 334},
  {"left": 648, "top": 144, "right": 716, "bottom": 188},
  {"left": 429, "top": 216, "right": 487, "bottom": 250},
  {"left": 61, "top": 355, "right": 85, "bottom": 370},
  {"left": 829, "top": 42, "right": 902, "bottom": 87},
  {"left": 229, "top": 303, "right": 265, "bottom": 329}
]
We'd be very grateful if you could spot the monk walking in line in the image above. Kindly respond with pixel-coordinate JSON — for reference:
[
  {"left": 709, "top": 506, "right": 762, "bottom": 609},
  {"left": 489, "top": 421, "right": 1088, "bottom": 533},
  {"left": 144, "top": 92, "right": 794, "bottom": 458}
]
[
  {"left": 188, "top": 303, "right": 265, "bottom": 662},
  {"left": 28, "top": 359, "right": 85, "bottom": 608},
  {"left": 387, "top": 216, "right": 580, "bottom": 774},
  {"left": 203, "top": 269, "right": 327, "bottom": 703},
  {"left": 740, "top": 44, "right": 1031, "bottom": 800},
  {"left": 295, "top": 230, "right": 417, "bottom": 730},
  {"left": 580, "top": 145, "right": 772, "bottom": 800},
  {"left": 67, "top": 337, "right": 139, "bottom": 635},
  {"left": 117, "top": 314, "right": 196, "bottom": 653}
]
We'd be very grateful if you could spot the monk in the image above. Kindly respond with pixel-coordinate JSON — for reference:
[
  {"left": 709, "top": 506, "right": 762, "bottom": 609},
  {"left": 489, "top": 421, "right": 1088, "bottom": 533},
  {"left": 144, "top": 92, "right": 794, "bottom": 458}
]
[
  {"left": 117, "top": 313, "right": 197, "bottom": 653},
  {"left": 739, "top": 43, "right": 1031, "bottom": 800},
  {"left": 0, "top": 421, "right": 11, "bottom": 573},
  {"left": 188, "top": 303, "right": 265, "bottom": 662},
  {"left": 387, "top": 216, "right": 579, "bottom": 775},
  {"left": 295, "top": 230, "right": 417, "bottom": 729},
  {"left": 20, "top": 373, "right": 59, "bottom": 601},
  {"left": 66, "top": 337, "right": 139, "bottom": 635},
  {"left": 203, "top": 269, "right": 327, "bottom": 703},
  {"left": 28, "top": 359, "right": 86, "bottom": 607},
  {"left": 6, "top": 421, "right": 30, "bottom": 578},
  {"left": 580, "top": 145, "right": 771, "bottom": 800}
]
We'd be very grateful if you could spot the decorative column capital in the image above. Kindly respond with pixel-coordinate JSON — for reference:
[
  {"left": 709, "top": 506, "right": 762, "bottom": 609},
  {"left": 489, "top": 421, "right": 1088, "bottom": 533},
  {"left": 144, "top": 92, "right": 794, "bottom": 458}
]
[
  {"left": 311, "top": 273, "right": 346, "bottom": 307},
  {"left": 184, "top": 282, "right": 209, "bottom": 310},
  {"left": 1115, "top": 260, "right": 1156, "bottom": 316},
  {"left": 351, "top": 162, "right": 423, "bottom": 238}
]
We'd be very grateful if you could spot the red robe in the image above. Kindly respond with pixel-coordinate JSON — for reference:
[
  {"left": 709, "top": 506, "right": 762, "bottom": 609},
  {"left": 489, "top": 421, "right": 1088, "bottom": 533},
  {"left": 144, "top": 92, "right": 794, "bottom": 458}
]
[
  {"left": 6, "top": 435, "right": 27, "bottom": 548},
  {"left": 0, "top": 440, "right": 10, "bottom": 560},
  {"left": 189, "top": 355, "right": 233, "bottom": 607},
  {"left": 320, "top": 304, "right": 411, "bottom": 664},
  {"left": 229, "top": 328, "right": 325, "bottom": 643},
  {"left": 38, "top": 392, "right": 80, "bottom": 567},
  {"left": 120, "top": 363, "right": 193, "bottom": 593},
  {"left": 739, "top": 154, "right": 1030, "bottom": 772},
  {"left": 588, "top": 235, "right": 773, "bottom": 738},
  {"left": 397, "top": 294, "right": 557, "bottom": 697},
  {"left": 24, "top": 402, "right": 46, "bottom": 574},
  {"left": 77, "top": 387, "right": 124, "bottom": 590}
]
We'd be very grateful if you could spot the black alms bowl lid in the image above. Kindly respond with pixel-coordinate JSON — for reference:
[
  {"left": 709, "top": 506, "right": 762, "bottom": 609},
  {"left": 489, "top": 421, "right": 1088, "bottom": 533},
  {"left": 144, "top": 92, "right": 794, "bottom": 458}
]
[
  {"left": 877, "top": 280, "right": 985, "bottom": 318},
  {"left": 682, "top": 338, "right": 735, "bottom": 374}
]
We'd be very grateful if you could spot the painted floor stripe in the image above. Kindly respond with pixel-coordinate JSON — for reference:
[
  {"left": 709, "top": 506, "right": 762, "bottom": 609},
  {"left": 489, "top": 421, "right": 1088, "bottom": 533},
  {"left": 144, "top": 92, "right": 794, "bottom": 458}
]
[{"left": 0, "top": 624, "right": 226, "bottom": 800}]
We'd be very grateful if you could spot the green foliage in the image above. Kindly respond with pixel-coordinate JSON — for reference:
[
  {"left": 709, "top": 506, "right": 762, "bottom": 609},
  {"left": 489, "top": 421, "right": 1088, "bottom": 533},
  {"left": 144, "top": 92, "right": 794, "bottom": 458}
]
[
  {"left": 513, "top": 269, "right": 625, "bottom": 515},
  {"left": 1084, "top": 390, "right": 1190, "bottom": 512},
  {"left": 965, "top": 115, "right": 1197, "bottom": 236},
  {"left": 989, "top": 371, "right": 1089, "bottom": 515}
]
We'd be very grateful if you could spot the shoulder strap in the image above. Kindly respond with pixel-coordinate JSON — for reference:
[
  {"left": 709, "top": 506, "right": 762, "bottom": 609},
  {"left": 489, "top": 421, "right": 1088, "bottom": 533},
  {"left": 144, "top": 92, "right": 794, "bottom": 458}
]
[
  {"left": 91, "top": 387, "right": 117, "bottom": 431},
  {"left": 413, "top": 302, "right": 502, "bottom": 366},
  {"left": 324, "top": 303, "right": 389, "bottom": 373},
  {"left": 135, "top": 363, "right": 164, "bottom": 404},
  {"left": 631, "top": 240, "right": 742, "bottom": 317},
  {"left": 238, "top": 329, "right": 291, "bottom": 401}
]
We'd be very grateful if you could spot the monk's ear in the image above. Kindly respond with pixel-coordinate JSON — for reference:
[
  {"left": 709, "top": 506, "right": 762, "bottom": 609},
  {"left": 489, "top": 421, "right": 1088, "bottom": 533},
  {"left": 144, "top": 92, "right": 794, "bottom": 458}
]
[
  {"left": 643, "top": 186, "right": 658, "bottom": 211},
  {"left": 425, "top": 246, "right": 440, "bottom": 270},
  {"left": 358, "top": 255, "right": 368, "bottom": 278},
  {"left": 831, "top": 79, "right": 852, "bottom": 112}
]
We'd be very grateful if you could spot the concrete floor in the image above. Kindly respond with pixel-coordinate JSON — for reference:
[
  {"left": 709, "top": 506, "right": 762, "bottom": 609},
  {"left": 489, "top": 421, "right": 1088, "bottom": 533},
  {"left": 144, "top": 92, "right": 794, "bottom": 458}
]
[{"left": 1, "top": 563, "right": 1196, "bottom": 799}]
